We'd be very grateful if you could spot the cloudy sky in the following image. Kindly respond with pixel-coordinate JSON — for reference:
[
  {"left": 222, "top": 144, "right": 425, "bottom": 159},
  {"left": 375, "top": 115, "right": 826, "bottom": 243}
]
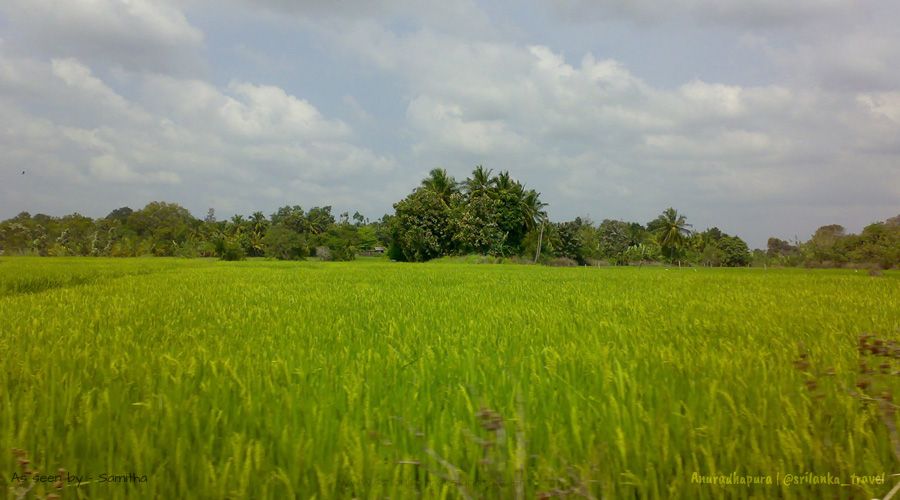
[{"left": 1, "top": 0, "right": 898, "bottom": 247}]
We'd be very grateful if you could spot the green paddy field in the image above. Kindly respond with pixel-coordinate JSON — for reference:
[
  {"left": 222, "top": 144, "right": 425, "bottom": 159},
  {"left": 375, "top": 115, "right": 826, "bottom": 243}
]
[{"left": 1, "top": 257, "right": 899, "bottom": 499}]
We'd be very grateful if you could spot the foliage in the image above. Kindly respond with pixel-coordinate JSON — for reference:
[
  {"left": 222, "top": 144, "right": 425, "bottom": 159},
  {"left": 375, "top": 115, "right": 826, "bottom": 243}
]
[
  {"left": 718, "top": 235, "right": 751, "bottom": 267},
  {"left": 213, "top": 234, "right": 246, "bottom": 261},
  {"left": 0, "top": 201, "right": 393, "bottom": 262},
  {"left": 650, "top": 207, "right": 693, "bottom": 264},
  {"left": 390, "top": 167, "right": 547, "bottom": 261},
  {"left": 0, "top": 173, "right": 896, "bottom": 269},
  {"left": 550, "top": 218, "right": 587, "bottom": 264},
  {"left": 450, "top": 192, "right": 507, "bottom": 255},
  {"left": 389, "top": 188, "right": 453, "bottom": 261},
  {"left": 263, "top": 224, "right": 308, "bottom": 260},
  {"left": 597, "top": 219, "right": 635, "bottom": 264}
]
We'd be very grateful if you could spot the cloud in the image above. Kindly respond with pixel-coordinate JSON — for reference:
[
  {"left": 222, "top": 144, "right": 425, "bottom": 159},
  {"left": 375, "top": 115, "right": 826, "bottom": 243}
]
[
  {"left": 1, "top": 0, "right": 898, "bottom": 247},
  {"left": 89, "top": 154, "right": 181, "bottom": 184},
  {"left": 0, "top": 0, "right": 205, "bottom": 76},
  {"left": 0, "top": 51, "right": 397, "bottom": 218},
  {"left": 548, "top": 1, "right": 900, "bottom": 94},
  {"left": 858, "top": 92, "right": 900, "bottom": 123},
  {"left": 311, "top": 22, "right": 900, "bottom": 244},
  {"left": 548, "top": 0, "right": 849, "bottom": 28},
  {"left": 762, "top": 31, "right": 900, "bottom": 92},
  {"left": 138, "top": 76, "right": 351, "bottom": 141}
]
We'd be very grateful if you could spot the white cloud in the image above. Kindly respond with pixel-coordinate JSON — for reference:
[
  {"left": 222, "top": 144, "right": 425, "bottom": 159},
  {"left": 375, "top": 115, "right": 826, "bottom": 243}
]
[
  {"left": 0, "top": 0, "right": 205, "bottom": 75},
  {"left": 858, "top": 92, "right": 900, "bottom": 123},
  {"left": 1, "top": 0, "right": 898, "bottom": 247},
  {"left": 89, "top": 154, "right": 180, "bottom": 184},
  {"left": 312, "top": 22, "right": 900, "bottom": 244},
  {"left": 0, "top": 52, "right": 397, "bottom": 217}
]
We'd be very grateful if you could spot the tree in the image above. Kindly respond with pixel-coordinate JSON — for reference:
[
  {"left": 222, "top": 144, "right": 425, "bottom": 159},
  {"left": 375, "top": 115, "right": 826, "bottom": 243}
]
[
  {"left": 0, "top": 221, "right": 33, "bottom": 255},
  {"left": 127, "top": 202, "right": 197, "bottom": 256},
  {"left": 766, "top": 237, "right": 801, "bottom": 266},
  {"left": 494, "top": 171, "right": 514, "bottom": 191},
  {"left": 356, "top": 225, "right": 379, "bottom": 250},
  {"left": 57, "top": 213, "right": 96, "bottom": 256},
  {"left": 552, "top": 219, "right": 587, "bottom": 264},
  {"left": 625, "top": 242, "right": 661, "bottom": 266},
  {"left": 650, "top": 208, "right": 693, "bottom": 265},
  {"left": 451, "top": 192, "right": 506, "bottom": 255},
  {"left": 250, "top": 211, "right": 268, "bottom": 233},
  {"left": 213, "top": 235, "right": 246, "bottom": 261},
  {"left": 520, "top": 189, "right": 547, "bottom": 232},
  {"left": 390, "top": 188, "right": 454, "bottom": 261},
  {"left": 106, "top": 207, "right": 133, "bottom": 223},
  {"left": 263, "top": 224, "right": 308, "bottom": 260},
  {"left": 306, "top": 206, "right": 335, "bottom": 236},
  {"left": 420, "top": 168, "right": 458, "bottom": 204},
  {"left": 805, "top": 224, "right": 846, "bottom": 265},
  {"left": 271, "top": 206, "right": 308, "bottom": 233},
  {"left": 848, "top": 219, "right": 900, "bottom": 269},
  {"left": 598, "top": 219, "right": 633, "bottom": 264},
  {"left": 490, "top": 172, "right": 539, "bottom": 252},
  {"left": 322, "top": 223, "right": 358, "bottom": 261},
  {"left": 719, "top": 236, "right": 750, "bottom": 267},
  {"left": 463, "top": 165, "right": 494, "bottom": 195}
]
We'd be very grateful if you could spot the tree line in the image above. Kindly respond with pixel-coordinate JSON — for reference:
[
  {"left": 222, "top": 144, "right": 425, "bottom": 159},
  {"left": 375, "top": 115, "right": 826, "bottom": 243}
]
[
  {"left": 1, "top": 167, "right": 897, "bottom": 268},
  {"left": 0, "top": 202, "right": 385, "bottom": 261}
]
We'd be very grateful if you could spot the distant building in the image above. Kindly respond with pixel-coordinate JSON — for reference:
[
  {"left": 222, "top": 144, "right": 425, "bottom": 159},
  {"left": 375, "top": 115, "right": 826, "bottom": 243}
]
[{"left": 359, "top": 246, "right": 386, "bottom": 257}]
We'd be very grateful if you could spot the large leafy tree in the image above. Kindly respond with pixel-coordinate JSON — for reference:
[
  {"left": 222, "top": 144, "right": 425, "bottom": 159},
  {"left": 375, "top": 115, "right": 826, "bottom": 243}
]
[
  {"left": 263, "top": 224, "right": 307, "bottom": 260},
  {"left": 598, "top": 219, "right": 633, "bottom": 264},
  {"left": 451, "top": 192, "right": 506, "bottom": 255},
  {"left": 126, "top": 202, "right": 198, "bottom": 256},
  {"left": 845, "top": 217, "right": 899, "bottom": 269},
  {"left": 719, "top": 236, "right": 751, "bottom": 267},
  {"left": 804, "top": 224, "right": 847, "bottom": 264},
  {"left": 390, "top": 188, "right": 454, "bottom": 261},
  {"left": 551, "top": 219, "right": 587, "bottom": 264},
  {"left": 271, "top": 206, "right": 308, "bottom": 233}
]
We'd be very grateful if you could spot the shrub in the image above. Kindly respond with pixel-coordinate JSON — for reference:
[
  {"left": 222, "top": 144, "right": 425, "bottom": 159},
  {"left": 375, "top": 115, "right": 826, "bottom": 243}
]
[
  {"left": 214, "top": 236, "right": 246, "bottom": 261},
  {"left": 263, "top": 225, "right": 308, "bottom": 260}
]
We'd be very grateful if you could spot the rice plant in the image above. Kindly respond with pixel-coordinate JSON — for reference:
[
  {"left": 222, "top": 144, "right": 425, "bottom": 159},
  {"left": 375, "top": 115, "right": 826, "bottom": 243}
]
[{"left": 1, "top": 257, "right": 898, "bottom": 498}]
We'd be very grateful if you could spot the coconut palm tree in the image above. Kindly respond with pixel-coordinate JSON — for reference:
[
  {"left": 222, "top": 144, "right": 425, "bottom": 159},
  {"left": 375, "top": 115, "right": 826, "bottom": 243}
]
[
  {"left": 464, "top": 165, "right": 493, "bottom": 195},
  {"left": 518, "top": 189, "right": 548, "bottom": 262},
  {"left": 494, "top": 170, "right": 514, "bottom": 192},
  {"left": 249, "top": 211, "right": 268, "bottom": 233},
  {"left": 521, "top": 189, "right": 547, "bottom": 231},
  {"left": 229, "top": 214, "right": 246, "bottom": 236},
  {"left": 420, "top": 168, "right": 458, "bottom": 204},
  {"left": 652, "top": 207, "right": 693, "bottom": 265}
]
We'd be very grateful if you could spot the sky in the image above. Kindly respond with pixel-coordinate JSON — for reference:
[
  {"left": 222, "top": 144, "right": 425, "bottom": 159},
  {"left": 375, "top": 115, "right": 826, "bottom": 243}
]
[{"left": 1, "top": 0, "right": 898, "bottom": 247}]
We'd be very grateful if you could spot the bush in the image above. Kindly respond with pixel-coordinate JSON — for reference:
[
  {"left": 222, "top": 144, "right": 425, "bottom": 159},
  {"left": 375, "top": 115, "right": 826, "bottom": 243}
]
[
  {"left": 214, "top": 236, "right": 246, "bottom": 261},
  {"left": 263, "top": 225, "right": 307, "bottom": 260}
]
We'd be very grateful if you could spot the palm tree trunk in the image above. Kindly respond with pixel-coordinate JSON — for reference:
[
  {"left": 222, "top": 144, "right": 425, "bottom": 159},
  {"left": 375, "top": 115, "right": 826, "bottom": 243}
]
[{"left": 534, "top": 221, "right": 544, "bottom": 263}]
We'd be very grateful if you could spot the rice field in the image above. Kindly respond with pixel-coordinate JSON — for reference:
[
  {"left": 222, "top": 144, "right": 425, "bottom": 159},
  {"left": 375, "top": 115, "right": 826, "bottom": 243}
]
[{"left": 1, "top": 257, "right": 899, "bottom": 499}]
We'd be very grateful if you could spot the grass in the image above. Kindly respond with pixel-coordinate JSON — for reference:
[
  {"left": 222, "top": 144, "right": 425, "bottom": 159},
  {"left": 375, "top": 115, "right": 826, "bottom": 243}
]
[{"left": 1, "top": 257, "right": 899, "bottom": 499}]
